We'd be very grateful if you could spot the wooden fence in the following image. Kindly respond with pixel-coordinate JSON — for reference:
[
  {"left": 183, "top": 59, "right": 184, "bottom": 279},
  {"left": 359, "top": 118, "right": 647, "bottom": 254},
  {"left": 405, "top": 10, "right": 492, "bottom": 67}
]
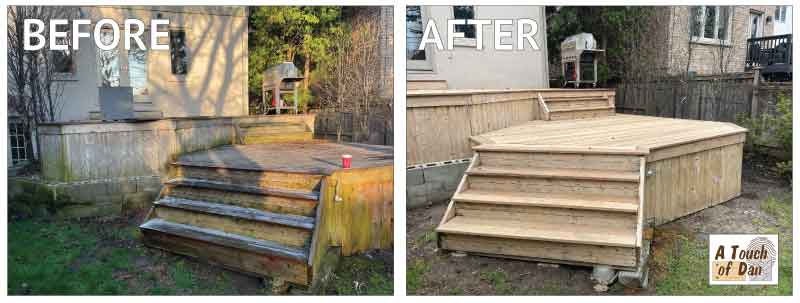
[
  {"left": 615, "top": 72, "right": 789, "bottom": 123},
  {"left": 314, "top": 106, "right": 393, "bottom": 146}
]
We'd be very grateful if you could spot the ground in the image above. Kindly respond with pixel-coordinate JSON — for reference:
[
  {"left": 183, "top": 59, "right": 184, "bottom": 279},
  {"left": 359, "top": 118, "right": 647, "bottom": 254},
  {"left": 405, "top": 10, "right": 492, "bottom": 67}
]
[
  {"left": 7, "top": 211, "right": 393, "bottom": 295},
  {"left": 406, "top": 157, "right": 792, "bottom": 295}
]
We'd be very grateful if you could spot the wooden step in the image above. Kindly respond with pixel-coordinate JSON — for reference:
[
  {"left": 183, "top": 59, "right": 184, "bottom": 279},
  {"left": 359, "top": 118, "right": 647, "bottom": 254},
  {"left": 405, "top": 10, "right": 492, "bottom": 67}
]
[
  {"left": 155, "top": 196, "right": 315, "bottom": 229},
  {"left": 241, "top": 132, "right": 313, "bottom": 144},
  {"left": 167, "top": 178, "right": 319, "bottom": 201},
  {"left": 151, "top": 201, "right": 313, "bottom": 248},
  {"left": 163, "top": 181, "right": 318, "bottom": 217},
  {"left": 476, "top": 149, "right": 643, "bottom": 172},
  {"left": 141, "top": 218, "right": 308, "bottom": 260},
  {"left": 437, "top": 216, "right": 636, "bottom": 248},
  {"left": 140, "top": 219, "right": 311, "bottom": 285},
  {"left": 467, "top": 166, "right": 640, "bottom": 182},
  {"left": 546, "top": 100, "right": 610, "bottom": 111},
  {"left": 241, "top": 125, "right": 309, "bottom": 135},
  {"left": 544, "top": 96, "right": 608, "bottom": 102},
  {"left": 468, "top": 174, "right": 639, "bottom": 197},
  {"left": 454, "top": 190, "right": 638, "bottom": 213},
  {"left": 549, "top": 105, "right": 615, "bottom": 113},
  {"left": 550, "top": 108, "right": 615, "bottom": 121},
  {"left": 172, "top": 165, "right": 323, "bottom": 192}
]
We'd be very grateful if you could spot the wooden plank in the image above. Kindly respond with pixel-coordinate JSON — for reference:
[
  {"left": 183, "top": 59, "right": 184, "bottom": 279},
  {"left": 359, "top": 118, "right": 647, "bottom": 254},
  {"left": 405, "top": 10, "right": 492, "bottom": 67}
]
[
  {"left": 174, "top": 166, "right": 323, "bottom": 192},
  {"left": 141, "top": 220, "right": 310, "bottom": 285},
  {"left": 167, "top": 178, "right": 320, "bottom": 201},
  {"left": 455, "top": 202, "right": 637, "bottom": 227},
  {"left": 440, "top": 233, "right": 637, "bottom": 268},
  {"left": 477, "top": 150, "right": 642, "bottom": 172},
  {"left": 468, "top": 175, "right": 640, "bottom": 198},
  {"left": 437, "top": 216, "right": 637, "bottom": 248},
  {"left": 537, "top": 93, "right": 551, "bottom": 121},
  {"left": 646, "top": 133, "right": 746, "bottom": 162},
  {"left": 156, "top": 197, "right": 315, "bottom": 229},
  {"left": 141, "top": 219, "right": 308, "bottom": 260},
  {"left": 636, "top": 157, "right": 645, "bottom": 248},
  {"left": 163, "top": 183, "right": 318, "bottom": 217},
  {"left": 454, "top": 190, "right": 638, "bottom": 213},
  {"left": 153, "top": 207, "right": 312, "bottom": 248},
  {"left": 548, "top": 105, "right": 614, "bottom": 113},
  {"left": 474, "top": 144, "right": 649, "bottom": 156},
  {"left": 468, "top": 166, "right": 640, "bottom": 182}
]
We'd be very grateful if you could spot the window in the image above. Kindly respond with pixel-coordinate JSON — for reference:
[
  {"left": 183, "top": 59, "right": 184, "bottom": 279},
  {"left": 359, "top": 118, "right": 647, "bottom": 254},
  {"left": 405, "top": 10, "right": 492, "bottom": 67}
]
[
  {"left": 690, "top": 6, "right": 732, "bottom": 43},
  {"left": 8, "top": 121, "right": 28, "bottom": 165},
  {"left": 406, "top": 6, "right": 426, "bottom": 61},
  {"left": 453, "top": 6, "right": 476, "bottom": 39},
  {"left": 96, "top": 28, "right": 120, "bottom": 87},
  {"left": 128, "top": 27, "right": 149, "bottom": 99},
  {"left": 775, "top": 6, "right": 788, "bottom": 23},
  {"left": 169, "top": 30, "right": 188, "bottom": 75},
  {"left": 52, "top": 23, "right": 76, "bottom": 74}
]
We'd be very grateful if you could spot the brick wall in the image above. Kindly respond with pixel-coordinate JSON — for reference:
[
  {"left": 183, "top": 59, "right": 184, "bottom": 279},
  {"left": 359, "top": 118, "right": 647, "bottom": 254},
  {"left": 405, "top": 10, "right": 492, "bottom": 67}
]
[{"left": 665, "top": 6, "right": 777, "bottom": 75}]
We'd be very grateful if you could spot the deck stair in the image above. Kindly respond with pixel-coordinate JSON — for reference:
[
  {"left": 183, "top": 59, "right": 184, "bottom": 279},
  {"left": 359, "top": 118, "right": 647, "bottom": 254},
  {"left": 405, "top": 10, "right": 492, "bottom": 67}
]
[
  {"left": 140, "top": 160, "right": 323, "bottom": 286},
  {"left": 236, "top": 121, "right": 313, "bottom": 144},
  {"left": 436, "top": 144, "right": 648, "bottom": 269},
  {"left": 538, "top": 92, "right": 615, "bottom": 121}
]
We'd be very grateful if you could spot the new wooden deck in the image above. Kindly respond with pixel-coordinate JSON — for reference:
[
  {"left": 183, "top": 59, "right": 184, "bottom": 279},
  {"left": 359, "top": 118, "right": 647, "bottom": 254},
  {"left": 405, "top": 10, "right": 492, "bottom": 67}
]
[{"left": 472, "top": 114, "right": 745, "bottom": 154}]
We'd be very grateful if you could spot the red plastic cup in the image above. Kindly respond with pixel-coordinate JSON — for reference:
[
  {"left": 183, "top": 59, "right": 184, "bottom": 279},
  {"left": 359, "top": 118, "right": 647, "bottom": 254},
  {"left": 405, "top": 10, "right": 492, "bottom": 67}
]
[{"left": 342, "top": 154, "right": 352, "bottom": 169}]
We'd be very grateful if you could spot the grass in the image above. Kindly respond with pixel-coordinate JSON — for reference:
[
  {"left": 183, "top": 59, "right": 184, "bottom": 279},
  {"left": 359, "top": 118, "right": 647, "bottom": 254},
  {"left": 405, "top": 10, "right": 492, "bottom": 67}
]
[
  {"left": 8, "top": 216, "right": 393, "bottom": 295},
  {"left": 652, "top": 193, "right": 793, "bottom": 295},
  {"left": 480, "top": 270, "right": 513, "bottom": 295},
  {"left": 326, "top": 254, "right": 393, "bottom": 295},
  {"left": 406, "top": 259, "right": 430, "bottom": 294}
]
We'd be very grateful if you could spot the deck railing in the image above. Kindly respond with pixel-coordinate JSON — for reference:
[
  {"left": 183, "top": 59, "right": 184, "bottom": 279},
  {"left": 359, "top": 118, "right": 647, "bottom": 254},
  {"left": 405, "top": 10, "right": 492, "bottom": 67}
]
[{"left": 746, "top": 34, "right": 792, "bottom": 70}]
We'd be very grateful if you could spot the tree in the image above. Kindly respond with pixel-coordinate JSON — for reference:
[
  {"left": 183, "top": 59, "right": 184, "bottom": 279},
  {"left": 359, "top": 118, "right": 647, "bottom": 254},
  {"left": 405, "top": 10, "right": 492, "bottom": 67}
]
[
  {"left": 7, "top": 6, "right": 75, "bottom": 162},
  {"left": 248, "top": 6, "right": 343, "bottom": 113}
]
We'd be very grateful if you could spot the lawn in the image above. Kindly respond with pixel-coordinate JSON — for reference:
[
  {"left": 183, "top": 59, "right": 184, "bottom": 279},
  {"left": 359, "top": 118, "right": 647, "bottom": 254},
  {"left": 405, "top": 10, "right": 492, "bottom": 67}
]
[
  {"left": 7, "top": 214, "right": 392, "bottom": 295},
  {"left": 651, "top": 193, "right": 793, "bottom": 295}
]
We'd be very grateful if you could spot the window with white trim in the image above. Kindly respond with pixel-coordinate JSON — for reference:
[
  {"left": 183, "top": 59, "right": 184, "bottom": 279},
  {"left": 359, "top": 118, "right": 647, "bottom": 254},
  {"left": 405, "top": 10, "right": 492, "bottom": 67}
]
[
  {"left": 690, "top": 6, "right": 732, "bottom": 43},
  {"left": 9, "top": 121, "right": 28, "bottom": 165}
]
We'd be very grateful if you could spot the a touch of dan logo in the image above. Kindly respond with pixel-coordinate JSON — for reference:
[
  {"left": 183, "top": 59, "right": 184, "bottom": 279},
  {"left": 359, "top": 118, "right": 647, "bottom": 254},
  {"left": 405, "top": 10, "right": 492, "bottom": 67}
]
[{"left": 709, "top": 234, "right": 778, "bottom": 285}]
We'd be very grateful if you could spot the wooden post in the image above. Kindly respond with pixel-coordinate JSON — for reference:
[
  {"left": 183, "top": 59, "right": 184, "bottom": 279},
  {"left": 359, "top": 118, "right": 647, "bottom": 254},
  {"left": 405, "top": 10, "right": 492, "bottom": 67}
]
[{"left": 750, "top": 68, "right": 761, "bottom": 119}]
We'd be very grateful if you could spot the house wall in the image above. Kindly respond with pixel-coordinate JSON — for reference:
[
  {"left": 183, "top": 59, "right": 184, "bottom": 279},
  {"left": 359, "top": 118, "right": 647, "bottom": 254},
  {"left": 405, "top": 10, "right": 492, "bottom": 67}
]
[
  {"left": 44, "top": 6, "right": 249, "bottom": 122},
  {"left": 407, "top": 6, "right": 549, "bottom": 90},
  {"left": 665, "top": 6, "right": 777, "bottom": 75}
]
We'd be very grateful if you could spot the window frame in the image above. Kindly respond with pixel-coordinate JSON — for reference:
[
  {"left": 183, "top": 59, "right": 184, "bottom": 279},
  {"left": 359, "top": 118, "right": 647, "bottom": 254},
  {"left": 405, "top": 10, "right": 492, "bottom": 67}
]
[
  {"left": 406, "top": 6, "right": 434, "bottom": 72},
  {"left": 169, "top": 29, "right": 189, "bottom": 76},
  {"left": 690, "top": 6, "right": 732, "bottom": 45},
  {"left": 452, "top": 5, "right": 477, "bottom": 47},
  {"left": 8, "top": 120, "right": 28, "bottom": 165}
]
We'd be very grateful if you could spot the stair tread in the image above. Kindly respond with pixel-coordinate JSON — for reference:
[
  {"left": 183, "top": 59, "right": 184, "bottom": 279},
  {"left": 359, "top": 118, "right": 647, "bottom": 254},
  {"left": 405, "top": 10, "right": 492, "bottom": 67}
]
[
  {"left": 473, "top": 144, "right": 649, "bottom": 155},
  {"left": 467, "top": 166, "right": 640, "bottom": 182},
  {"left": 166, "top": 178, "right": 320, "bottom": 200},
  {"left": 140, "top": 219, "right": 308, "bottom": 260},
  {"left": 544, "top": 96, "right": 608, "bottom": 102},
  {"left": 454, "top": 190, "right": 638, "bottom": 213},
  {"left": 156, "top": 196, "right": 315, "bottom": 229},
  {"left": 437, "top": 216, "right": 636, "bottom": 248},
  {"left": 548, "top": 105, "right": 614, "bottom": 113}
]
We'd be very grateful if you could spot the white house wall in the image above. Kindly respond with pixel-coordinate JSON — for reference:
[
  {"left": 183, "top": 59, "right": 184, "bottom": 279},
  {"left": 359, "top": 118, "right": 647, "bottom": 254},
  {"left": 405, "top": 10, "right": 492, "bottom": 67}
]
[
  {"left": 408, "top": 6, "right": 549, "bottom": 90},
  {"left": 49, "top": 6, "right": 249, "bottom": 122}
]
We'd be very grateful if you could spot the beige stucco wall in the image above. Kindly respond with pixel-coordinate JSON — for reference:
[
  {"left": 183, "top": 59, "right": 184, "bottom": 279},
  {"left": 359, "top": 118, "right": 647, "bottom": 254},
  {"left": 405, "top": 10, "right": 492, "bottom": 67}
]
[
  {"left": 51, "top": 6, "right": 248, "bottom": 122},
  {"left": 407, "top": 6, "right": 549, "bottom": 90},
  {"left": 665, "top": 6, "right": 777, "bottom": 75}
]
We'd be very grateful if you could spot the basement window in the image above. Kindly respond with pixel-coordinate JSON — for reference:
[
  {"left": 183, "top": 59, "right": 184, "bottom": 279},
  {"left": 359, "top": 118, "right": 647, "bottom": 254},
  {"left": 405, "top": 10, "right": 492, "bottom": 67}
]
[
  {"left": 8, "top": 121, "right": 28, "bottom": 165},
  {"left": 690, "top": 6, "right": 731, "bottom": 44},
  {"left": 169, "top": 30, "right": 188, "bottom": 75}
]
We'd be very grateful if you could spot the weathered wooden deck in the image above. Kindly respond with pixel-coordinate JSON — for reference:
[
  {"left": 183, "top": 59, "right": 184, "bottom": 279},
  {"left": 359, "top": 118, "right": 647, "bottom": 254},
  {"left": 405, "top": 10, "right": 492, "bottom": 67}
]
[{"left": 175, "top": 141, "right": 394, "bottom": 175}]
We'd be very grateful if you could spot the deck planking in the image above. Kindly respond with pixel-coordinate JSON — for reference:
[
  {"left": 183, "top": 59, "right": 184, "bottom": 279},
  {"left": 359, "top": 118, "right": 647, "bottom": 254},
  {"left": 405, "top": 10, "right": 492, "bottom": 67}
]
[
  {"left": 175, "top": 141, "right": 393, "bottom": 175},
  {"left": 475, "top": 114, "right": 746, "bottom": 153}
]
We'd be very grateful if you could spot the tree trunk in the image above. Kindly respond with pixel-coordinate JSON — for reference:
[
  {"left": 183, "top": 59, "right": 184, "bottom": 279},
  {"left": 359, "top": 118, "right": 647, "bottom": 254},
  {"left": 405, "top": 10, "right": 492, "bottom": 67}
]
[{"left": 303, "top": 52, "right": 311, "bottom": 90}]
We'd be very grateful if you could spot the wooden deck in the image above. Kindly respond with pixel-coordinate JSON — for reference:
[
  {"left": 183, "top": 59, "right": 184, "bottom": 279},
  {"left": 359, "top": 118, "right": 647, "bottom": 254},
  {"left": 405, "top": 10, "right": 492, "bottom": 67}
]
[
  {"left": 175, "top": 141, "right": 394, "bottom": 175},
  {"left": 472, "top": 114, "right": 746, "bottom": 159}
]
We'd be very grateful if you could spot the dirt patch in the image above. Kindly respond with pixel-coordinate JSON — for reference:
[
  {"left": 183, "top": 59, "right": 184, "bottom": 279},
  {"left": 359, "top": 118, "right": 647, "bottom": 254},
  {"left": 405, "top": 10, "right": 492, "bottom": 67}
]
[{"left": 407, "top": 160, "right": 792, "bottom": 295}]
